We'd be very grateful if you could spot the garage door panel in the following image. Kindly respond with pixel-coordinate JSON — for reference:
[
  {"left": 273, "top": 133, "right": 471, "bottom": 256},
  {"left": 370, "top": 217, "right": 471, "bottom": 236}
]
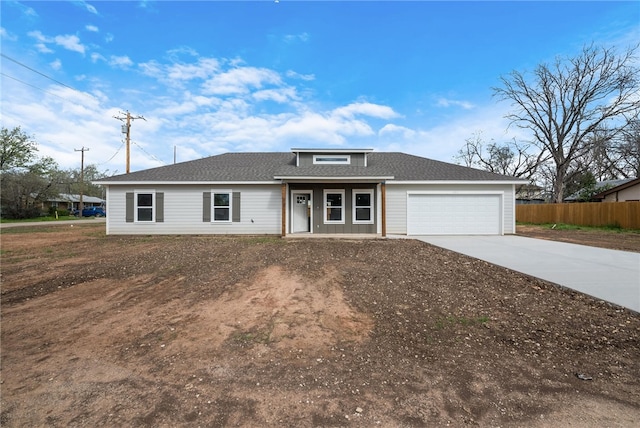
[{"left": 408, "top": 194, "right": 501, "bottom": 235}]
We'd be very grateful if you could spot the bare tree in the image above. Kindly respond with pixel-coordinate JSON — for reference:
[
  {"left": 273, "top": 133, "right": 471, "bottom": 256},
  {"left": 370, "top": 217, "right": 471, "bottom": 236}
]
[
  {"left": 455, "top": 132, "right": 546, "bottom": 180},
  {"left": 494, "top": 44, "right": 640, "bottom": 203},
  {"left": 613, "top": 119, "right": 640, "bottom": 178}
]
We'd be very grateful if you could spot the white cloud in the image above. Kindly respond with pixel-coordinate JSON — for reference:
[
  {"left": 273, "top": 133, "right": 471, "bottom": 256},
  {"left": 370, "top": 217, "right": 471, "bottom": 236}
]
[
  {"left": 105, "top": 33, "right": 114, "bottom": 43},
  {"left": 74, "top": 1, "right": 98, "bottom": 15},
  {"left": 283, "top": 32, "right": 310, "bottom": 43},
  {"left": 91, "top": 52, "right": 106, "bottom": 63},
  {"left": 50, "top": 59, "right": 62, "bottom": 71},
  {"left": 286, "top": 70, "right": 315, "bottom": 81},
  {"left": 1, "top": 27, "right": 18, "bottom": 41},
  {"left": 139, "top": 57, "right": 220, "bottom": 84},
  {"left": 54, "top": 34, "right": 86, "bottom": 54},
  {"left": 85, "top": 25, "right": 99, "bottom": 32},
  {"left": 436, "top": 97, "right": 475, "bottom": 110},
  {"left": 28, "top": 31, "right": 87, "bottom": 55},
  {"left": 202, "top": 67, "right": 283, "bottom": 96},
  {"left": 332, "top": 102, "right": 399, "bottom": 120},
  {"left": 109, "top": 55, "right": 133, "bottom": 69},
  {"left": 252, "top": 87, "right": 299, "bottom": 104}
]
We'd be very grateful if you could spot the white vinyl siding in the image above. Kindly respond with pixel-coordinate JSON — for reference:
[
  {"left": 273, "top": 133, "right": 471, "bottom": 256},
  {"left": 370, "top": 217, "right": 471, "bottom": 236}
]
[
  {"left": 105, "top": 184, "right": 282, "bottom": 235},
  {"left": 385, "top": 183, "right": 516, "bottom": 235}
]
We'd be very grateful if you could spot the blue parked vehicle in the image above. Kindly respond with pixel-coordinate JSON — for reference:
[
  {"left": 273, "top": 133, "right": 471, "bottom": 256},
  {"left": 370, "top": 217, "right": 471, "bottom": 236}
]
[{"left": 72, "top": 206, "right": 106, "bottom": 217}]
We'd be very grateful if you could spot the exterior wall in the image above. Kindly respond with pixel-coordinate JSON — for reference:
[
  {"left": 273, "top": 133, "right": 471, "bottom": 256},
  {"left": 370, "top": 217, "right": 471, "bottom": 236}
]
[
  {"left": 602, "top": 184, "right": 640, "bottom": 202},
  {"left": 385, "top": 183, "right": 516, "bottom": 235},
  {"left": 289, "top": 183, "right": 377, "bottom": 234},
  {"left": 105, "top": 184, "right": 282, "bottom": 235}
]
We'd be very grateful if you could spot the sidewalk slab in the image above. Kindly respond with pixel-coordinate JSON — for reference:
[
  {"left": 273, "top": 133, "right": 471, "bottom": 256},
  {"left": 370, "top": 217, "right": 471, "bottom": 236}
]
[{"left": 396, "top": 235, "right": 640, "bottom": 313}]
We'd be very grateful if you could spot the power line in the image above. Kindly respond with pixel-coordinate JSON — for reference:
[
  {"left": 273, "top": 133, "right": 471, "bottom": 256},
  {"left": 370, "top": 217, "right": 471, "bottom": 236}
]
[
  {"left": 131, "top": 140, "right": 166, "bottom": 166},
  {"left": 97, "top": 140, "right": 126, "bottom": 167},
  {"left": 1, "top": 72, "right": 70, "bottom": 101},
  {"left": 1, "top": 53, "right": 78, "bottom": 92}
]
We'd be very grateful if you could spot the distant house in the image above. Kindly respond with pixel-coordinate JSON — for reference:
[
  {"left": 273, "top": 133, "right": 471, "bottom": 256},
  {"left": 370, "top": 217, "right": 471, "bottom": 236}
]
[
  {"left": 564, "top": 178, "right": 635, "bottom": 202},
  {"left": 94, "top": 148, "right": 527, "bottom": 236},
  {"left": 593, "top": 178, "right": 640, "bottom": 202},
  {"left": 515, "top": 184, "right": 547, "bottom": 204},
  {"left": 41, "top": 193, "right": 105, "bottom": 213}
]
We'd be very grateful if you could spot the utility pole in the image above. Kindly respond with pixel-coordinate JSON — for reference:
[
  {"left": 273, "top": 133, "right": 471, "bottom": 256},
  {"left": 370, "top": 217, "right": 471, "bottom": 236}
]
[
  {"left": 114, "top": 110, "right": 146, "bottom": 173},
  {"left": 75, "top": 146, "right": 89, "bottom": 213}
]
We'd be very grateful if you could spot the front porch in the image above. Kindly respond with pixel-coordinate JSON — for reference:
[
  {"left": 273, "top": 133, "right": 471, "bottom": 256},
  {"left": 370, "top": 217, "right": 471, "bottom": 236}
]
[{"left": 280, "top": 182, "right": 387, "bottom": 237}]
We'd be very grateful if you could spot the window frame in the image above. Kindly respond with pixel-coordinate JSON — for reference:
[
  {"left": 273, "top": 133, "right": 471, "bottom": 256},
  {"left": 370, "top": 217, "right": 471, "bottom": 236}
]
[
  {"left": 323, "top": 189, "right": 345, "bottom": 224},
  {"left": 211, "top": 190, "right": 233, "bottom": 223},
  {"left": 352, "top": 189, "right": 374, "bottom": 224},
  {"left": 134, "top": 190, "right": 155, "bottom": 223},
  {"left": 313, "top": 154, "right": 351, "bottom": 165}
]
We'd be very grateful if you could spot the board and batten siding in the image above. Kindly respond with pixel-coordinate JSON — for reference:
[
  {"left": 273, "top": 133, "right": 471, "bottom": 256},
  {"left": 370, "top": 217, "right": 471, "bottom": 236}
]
[
  {"left": 105, "top": 184, "right": 282, "bottom": 235},
  {"left": 385, "top": 183, "right": 516, "bottom": 235}
]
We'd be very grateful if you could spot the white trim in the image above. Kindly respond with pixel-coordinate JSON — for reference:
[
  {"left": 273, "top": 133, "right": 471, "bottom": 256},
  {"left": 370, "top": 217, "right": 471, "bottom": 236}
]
[
  {"left": 511, "top": 184, "right": 517, "bottom": 234},
  {"left": 407, "top": 190, "right": 505, "bottom": 195},
  {"left": 376, "top": 184, "right": 382, "bottom": 234},
  {"left": 211, "top": 189, "right": 233, "bottom": 223},
  {"left": 323, "top": 189, "right": 345, "bottom": 224},
  {"left": 292, "top": 148, "right": 373, "bottom": 154},
  {"left": 291, "top": 190, "right": 314, "bottom": 234},
  {"left": 313, "top": 154, "right": 351, "bottom": 165},
  {"left": 134, "top": 189, "right": 155, "bottom": 223},
  {"left": 274, "top": 176, "right": 393, "bottom": 181},
  {"left": 95, "top": 180, "right": 281, "bottom": 186},
  {"left": 352, "top": 189, "right": 374, "bottom": 224},
  {"left": 389, "top": 180, "right": 528, "bottom": 185}
]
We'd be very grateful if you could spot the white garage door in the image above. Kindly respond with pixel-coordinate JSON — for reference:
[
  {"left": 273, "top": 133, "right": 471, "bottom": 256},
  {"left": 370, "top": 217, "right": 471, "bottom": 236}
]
[{"left": 407, "top": 194, "right": 501, "bottom": 235}]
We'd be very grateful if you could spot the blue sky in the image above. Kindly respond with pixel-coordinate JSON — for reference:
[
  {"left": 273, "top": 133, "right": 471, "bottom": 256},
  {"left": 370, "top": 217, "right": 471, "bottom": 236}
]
[{"left": 1, "top": 1, "right": 638, "bottom": 174}]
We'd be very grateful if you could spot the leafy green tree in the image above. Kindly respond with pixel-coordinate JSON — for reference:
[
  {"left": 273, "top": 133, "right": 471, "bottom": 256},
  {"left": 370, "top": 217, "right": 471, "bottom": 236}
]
[
  {"left": 0, "top": 126, "right": 38, "bottom": 171},
  {"left": 0, "top": 127, "right": 60, "bottom": 218}
]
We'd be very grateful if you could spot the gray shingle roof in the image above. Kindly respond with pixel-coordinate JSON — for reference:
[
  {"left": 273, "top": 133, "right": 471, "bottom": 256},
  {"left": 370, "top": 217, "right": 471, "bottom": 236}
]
[{"left": 95, "top": 151, "right": 522, "bottom": 183}]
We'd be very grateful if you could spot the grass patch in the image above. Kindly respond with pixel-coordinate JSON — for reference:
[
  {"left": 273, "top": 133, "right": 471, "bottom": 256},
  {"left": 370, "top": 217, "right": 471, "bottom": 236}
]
[
  {"left": 518, "top": 222, "right": 640, "bottom": 234},
  {"left": 0, "top": 216, "right": 80, "bottom": 224},
  {"left": 245, "top": 236, "right": 285, "bottom": 245},
  {"left": 435, "top": 315, "right": 489, "bottom": 330}
]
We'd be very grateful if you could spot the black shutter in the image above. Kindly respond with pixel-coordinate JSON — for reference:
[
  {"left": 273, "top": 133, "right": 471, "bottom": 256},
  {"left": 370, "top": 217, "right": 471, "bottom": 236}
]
[
  {"left": 232, "top": 192, "right": 241, "bottom": 222},
  {"left": 203, "top": 192, "right": 211, "bottom": 222},
  {"left": 126, "top": 192, "right": 134, "bottom": 223},
  {"left": 156, "top": 192, "right": 164, "bottom": 222}
]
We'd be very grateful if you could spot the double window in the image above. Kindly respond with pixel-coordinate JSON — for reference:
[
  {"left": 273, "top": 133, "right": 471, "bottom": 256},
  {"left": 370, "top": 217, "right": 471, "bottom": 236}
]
[
  {"left": 213, "top": 191, "right": 232, "bottom": 222},
  {"left": 324, "top": 190, "right": 345, "bottom": 224},
  {"left": 353, "top": 190, "right": 374, "bottom": 224},
  {"left": 135, "top": 191, "right": 154, "bottom": 222},
  {"left": 322, "top": 189, "right": 375, "bottom": 225}
]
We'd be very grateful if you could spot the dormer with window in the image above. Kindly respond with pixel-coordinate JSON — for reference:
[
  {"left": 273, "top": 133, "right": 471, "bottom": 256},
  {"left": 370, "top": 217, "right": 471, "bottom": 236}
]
[{"left": 291, "top": 148, "right": 373, "bottom": 167}]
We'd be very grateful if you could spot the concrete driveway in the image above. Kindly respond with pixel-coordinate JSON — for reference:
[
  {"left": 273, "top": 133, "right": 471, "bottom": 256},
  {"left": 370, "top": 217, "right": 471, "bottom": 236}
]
[{"left": 397, "top": 235, "right": 640, "bottom": 313}]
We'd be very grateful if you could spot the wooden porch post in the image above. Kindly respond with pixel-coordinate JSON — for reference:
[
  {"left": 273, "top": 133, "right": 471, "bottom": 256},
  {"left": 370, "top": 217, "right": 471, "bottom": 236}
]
[
  {"left": 381, "top": 182, "right": 386, "bottom": 237},
  {"left": 281, "top": 183, "right": 287, "bottom": 237}
]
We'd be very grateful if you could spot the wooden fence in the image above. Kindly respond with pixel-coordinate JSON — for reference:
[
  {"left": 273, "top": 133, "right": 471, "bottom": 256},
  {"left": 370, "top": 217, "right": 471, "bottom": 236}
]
[{"left": 516, "top": 201, "right": 640, "bottom": 229}]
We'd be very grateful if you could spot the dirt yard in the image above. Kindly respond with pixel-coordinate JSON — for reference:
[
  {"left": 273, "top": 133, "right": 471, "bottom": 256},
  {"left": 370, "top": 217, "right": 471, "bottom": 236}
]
[{"left": 1, "top": 223, "right": 639, "bottom": 427}]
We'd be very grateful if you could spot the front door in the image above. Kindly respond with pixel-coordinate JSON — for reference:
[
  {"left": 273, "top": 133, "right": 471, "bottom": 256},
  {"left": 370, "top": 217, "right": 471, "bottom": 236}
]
[{"left": 292, "top": 192, "right": 311, "bottom": 233}]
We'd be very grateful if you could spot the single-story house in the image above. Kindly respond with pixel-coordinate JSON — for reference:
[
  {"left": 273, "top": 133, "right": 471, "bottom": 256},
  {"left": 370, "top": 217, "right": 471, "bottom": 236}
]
[
  {"left": 39, "top": 193, "right": 105, "bottom": 213},
  {"left": 593, "top": 177, "right": 640, "bottom": 202},
  {"left": 94, "top": 148, "right": 527, "bottom": 236}
]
